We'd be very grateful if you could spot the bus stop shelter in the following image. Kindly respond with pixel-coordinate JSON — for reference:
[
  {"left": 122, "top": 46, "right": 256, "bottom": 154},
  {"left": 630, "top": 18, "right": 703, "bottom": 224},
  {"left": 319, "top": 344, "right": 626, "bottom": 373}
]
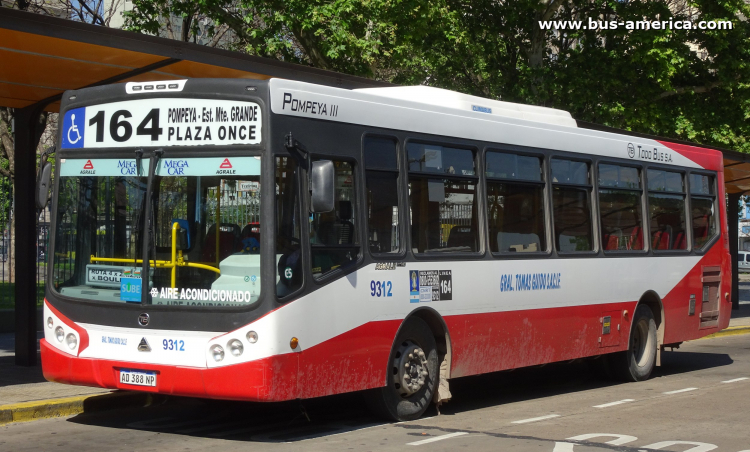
[
  {"left": 0, "top": 7, "right": 388, "bottom": 366},
  {"left": 0, "top": 7, "right": 744, "bottom": 368}
]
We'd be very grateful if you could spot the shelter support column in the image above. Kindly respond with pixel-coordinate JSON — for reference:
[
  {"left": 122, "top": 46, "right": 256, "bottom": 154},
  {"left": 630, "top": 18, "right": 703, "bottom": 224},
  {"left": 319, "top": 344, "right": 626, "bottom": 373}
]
[
  {"left": 728, "top": 192, "right": 740, "bottom": 311},
  {"left": 14, "top": 106, "right": 43, "bottom": 366}
]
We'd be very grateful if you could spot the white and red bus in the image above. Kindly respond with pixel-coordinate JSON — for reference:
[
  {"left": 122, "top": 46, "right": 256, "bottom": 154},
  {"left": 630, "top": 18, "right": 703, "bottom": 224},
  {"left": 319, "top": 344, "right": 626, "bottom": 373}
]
[{"left": 42, "top": 78, "right": 730, "bottom": 421}]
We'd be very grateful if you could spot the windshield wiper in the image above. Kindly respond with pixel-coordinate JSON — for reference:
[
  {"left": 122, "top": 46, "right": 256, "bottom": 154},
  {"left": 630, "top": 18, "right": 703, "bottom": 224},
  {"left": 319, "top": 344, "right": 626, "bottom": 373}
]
[{"left": 140, "top": 149, "right": 163, "bottom": 305}]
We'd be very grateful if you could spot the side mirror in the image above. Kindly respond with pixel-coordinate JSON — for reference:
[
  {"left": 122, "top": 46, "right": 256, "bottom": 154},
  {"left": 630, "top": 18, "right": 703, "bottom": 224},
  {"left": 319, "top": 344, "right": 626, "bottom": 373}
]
[
  {"left": 310, "top": 160, "right": 335, "bottom": 213},
  {"left": 36, "top": 160, "right": 52, "bottom": 210}
]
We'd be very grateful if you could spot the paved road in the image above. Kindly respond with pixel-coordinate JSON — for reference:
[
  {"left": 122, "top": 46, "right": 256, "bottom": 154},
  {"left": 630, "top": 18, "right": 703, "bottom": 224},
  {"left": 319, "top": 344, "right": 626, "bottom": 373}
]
[{"left": 2, "top": 333, "right": 749, "bottom": 451}]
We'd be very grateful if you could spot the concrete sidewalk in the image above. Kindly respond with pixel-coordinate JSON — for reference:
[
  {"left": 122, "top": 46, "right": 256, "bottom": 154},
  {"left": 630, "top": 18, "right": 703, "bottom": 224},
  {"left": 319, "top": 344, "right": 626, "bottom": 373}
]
[
  {"left": 0, "top": 333, "right": 159, "bottom": 426},
  {"left": 0, "top": 332, "right": 110, "bottom": 406}
]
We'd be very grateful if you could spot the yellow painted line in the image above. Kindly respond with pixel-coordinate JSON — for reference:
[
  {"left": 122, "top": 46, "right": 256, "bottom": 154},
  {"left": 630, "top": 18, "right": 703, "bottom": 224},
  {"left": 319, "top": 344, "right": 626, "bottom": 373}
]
[
  {"left": 700, "top": 326, "right": 750, "bottom": 340},
  {"left": 0, "top": 394, "right": 93, "bottom": 426},
  {"left": 0, "top": 391, "right": 154, "bottom": 426}
]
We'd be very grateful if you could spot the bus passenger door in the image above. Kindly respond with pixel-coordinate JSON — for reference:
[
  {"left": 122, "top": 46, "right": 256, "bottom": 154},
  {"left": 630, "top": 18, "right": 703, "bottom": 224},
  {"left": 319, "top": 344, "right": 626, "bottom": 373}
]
[{"left": 599, "top": 310, "right": 622, "bottom": 348}]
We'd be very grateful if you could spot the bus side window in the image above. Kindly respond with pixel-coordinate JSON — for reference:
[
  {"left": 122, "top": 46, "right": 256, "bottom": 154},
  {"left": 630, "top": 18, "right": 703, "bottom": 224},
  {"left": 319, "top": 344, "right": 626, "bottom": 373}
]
[
  {"left": 407, "top": 142, "right": 479, "bottom": 254},
  {"left": 551, "top": 158, "right": 594, "bottom": 252},
  {"left": 276, "top": 156, "right": 303, "bottom": 298},
  {"left": 309, "top": 160, "right": 360, "bottom": 278},
  {"left": 689, "top": 173, "right": 717, "bottom": 250},
  {"left": 598, "top": 163, "right": 644, "bottom": 251},
  {"left": 364, "top": 137, "right": 400, "bottom": 255},
  {"left": 485, "top": 151, "right": 546, "bottom": 253},
  {"left": 647, "top": 169, "right": 687, "bottom": 250}
]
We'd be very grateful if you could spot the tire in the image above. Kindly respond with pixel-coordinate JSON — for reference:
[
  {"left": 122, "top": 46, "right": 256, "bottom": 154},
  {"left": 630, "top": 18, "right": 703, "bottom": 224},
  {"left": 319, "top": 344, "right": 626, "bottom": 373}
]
[
  {"left": 611, "top": 304, "right": 658, "bottom": 382},
  {"left": 365, "top": 317, "right": 438, "bottom": 422}
]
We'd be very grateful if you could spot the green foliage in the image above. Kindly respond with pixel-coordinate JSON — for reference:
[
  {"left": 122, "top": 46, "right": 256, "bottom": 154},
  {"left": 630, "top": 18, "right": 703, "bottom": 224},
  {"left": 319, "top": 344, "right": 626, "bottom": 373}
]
[
  {"left": 124, "top": 0, "right": 750, "bottom": 153},
  {"left": 0, "top": 283, "right": 46, "bottom": 309}
]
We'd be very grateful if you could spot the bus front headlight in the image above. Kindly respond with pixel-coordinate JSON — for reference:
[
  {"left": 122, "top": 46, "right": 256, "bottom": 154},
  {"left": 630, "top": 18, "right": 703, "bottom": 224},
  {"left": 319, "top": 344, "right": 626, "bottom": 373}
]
[
  {"left": 55, "top": 326, "right": 64, "bottom": 342},
  {"left": 66, "top": 333, "right": 77, "bottom": 350},
  {"left": 210, "top": 344, "right": 225, "bottom": 362},
  {"left": 228, "top": 339, "right": 243, "bottom": 357}
]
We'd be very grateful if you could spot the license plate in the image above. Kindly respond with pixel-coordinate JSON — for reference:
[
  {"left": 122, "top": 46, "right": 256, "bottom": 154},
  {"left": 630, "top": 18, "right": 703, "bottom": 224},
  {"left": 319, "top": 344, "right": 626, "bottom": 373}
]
[{"left": 119, "top": 369, "right": 157, "bottom": 387}]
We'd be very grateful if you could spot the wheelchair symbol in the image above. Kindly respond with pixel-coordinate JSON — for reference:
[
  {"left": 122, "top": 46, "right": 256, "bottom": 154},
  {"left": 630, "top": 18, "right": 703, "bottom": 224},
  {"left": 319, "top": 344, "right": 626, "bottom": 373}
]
[{"left": 67, "top": 114, "right": 82, "bottom": 144}]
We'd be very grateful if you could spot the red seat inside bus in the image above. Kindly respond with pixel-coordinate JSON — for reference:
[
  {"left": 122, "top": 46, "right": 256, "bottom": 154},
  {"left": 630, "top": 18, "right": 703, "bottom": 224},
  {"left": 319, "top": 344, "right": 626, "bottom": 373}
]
[
  {"left": 629, "top": 226, "right": 642, "bottom": 250},
  {"left": 604, "top": 234, "right": 619, "bottom": 250},
  {"left": 652, "top": 230, "right": 669, "bottom": 250},
  {"left": 674, "top": 232, "right": 686, "bottom": 249}
]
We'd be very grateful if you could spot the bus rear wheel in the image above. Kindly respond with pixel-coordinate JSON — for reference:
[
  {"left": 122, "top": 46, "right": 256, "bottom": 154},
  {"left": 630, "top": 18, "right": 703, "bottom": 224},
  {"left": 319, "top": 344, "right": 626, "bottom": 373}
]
[
  {"left": 365, "top": 317, "right": 438, "bottom": 422},
  {"left": 612, "top": 304, "right": 657, "bottom": 382}
]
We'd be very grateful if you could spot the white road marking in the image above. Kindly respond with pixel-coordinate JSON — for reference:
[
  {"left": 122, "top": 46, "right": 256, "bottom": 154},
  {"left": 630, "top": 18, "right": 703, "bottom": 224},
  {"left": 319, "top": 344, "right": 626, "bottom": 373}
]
[
  {"left": 511, "top": 414, "right": 560, "bottom": 424},
  {"left": 663, "top": 387, "right": 698, "bottom": 395},
  {"left": 641, "top": 440, "right": 717, "bottom": 452},
  {"left": 407, "top": 432, "right": 468, "bottom": 446},
  {"left": 721, "top": 377, "right": 749, "bottom": 383},
  {"left": 592, "top": 399, "right": 635, "bottom": 408},
  {"left": 566, "top": 433, "right": 638, "bottom": 446}
]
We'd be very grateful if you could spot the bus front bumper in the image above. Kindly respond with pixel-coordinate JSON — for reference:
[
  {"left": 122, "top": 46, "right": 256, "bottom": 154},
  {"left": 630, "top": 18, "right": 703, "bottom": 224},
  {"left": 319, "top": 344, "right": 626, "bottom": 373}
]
[{"left": 41, "top": 338, "right": 295, "bottom": 402}]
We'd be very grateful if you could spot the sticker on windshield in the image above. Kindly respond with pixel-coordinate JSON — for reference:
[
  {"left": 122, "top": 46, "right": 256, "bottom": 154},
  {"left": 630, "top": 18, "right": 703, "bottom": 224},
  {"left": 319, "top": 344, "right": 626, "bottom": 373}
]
[
  {"left": 120, "top": 277, "right": 142, "bottom": 303},
  {"left": 60, "top": 99, "right": 262, "bottom": 149},
  {"left": 60, "top": 157, "right": 260, "bottom": 177},
  {"left": 149, "top": 287, "right": 259, "bottom": 306},
  {"left": 155, "top": 157, "right": 260, "bottom": 176},
  {"left": 60, "top": 159, "right": 149, "bottom": 177}
]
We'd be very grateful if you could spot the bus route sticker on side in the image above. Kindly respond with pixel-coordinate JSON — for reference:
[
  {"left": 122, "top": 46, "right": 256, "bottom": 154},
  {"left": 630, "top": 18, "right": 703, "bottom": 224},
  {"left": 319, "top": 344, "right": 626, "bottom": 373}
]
[
  {"left": 409, "top": 270, "right": 452, "bottom": 303},
  {"left": 60, "top": 99, "right": 262, "bottom": 149}
]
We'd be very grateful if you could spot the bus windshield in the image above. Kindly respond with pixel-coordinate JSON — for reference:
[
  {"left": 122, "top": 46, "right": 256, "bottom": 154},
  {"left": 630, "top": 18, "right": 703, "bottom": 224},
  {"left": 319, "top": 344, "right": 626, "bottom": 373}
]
[{"left": 52, "top": 156, "right": 262, "bottom": 307}]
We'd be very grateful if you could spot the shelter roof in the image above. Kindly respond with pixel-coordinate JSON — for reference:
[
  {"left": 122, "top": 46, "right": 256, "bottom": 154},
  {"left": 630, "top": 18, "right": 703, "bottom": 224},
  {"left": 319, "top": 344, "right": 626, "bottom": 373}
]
[{"left": 0, "top": 8, "right": 389, "bottom": 113}]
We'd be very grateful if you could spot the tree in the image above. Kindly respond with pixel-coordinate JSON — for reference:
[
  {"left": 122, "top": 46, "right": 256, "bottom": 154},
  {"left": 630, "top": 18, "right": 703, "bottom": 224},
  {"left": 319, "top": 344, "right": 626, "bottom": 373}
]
[
  {"left": 0, "top": 106, "right": 50, "bottom": 282},
  {"left": 123, "top": 0, "right": 750, "bottom": 153},
  {"left": 1, "top": 0, "right": 119, "bottom": 284}
]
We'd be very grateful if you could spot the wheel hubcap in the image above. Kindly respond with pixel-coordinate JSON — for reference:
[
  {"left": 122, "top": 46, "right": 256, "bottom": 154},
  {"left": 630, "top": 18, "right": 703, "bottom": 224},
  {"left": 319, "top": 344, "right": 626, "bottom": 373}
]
[{"left": 393, "top": 340, "right": 429, "bottom": 397}]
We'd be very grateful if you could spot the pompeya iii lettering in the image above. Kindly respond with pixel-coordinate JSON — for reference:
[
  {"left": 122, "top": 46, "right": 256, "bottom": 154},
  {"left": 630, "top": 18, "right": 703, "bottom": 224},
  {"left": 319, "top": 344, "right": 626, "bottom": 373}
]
[{"left": 282, "top": 92, "right": 339, "bottom": 117}]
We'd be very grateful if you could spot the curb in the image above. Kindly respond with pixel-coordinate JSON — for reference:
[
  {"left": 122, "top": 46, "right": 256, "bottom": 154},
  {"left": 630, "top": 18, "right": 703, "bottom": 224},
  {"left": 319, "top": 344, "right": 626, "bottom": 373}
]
[
  {"left": 0, "top": 391, "right": 160, "bottom": 426},
  {"left": 701, "top": 325, "right": 750, "bottom": 340}
]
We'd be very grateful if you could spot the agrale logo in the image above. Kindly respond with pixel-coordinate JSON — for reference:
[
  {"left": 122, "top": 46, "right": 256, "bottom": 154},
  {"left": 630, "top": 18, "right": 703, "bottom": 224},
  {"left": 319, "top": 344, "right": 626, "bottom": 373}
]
[
  {"left": 216, "top": 158, "right": 236, "bottom": 175},
  {"left": 80, "top": 159, "right": 95, "bottom": 175}
]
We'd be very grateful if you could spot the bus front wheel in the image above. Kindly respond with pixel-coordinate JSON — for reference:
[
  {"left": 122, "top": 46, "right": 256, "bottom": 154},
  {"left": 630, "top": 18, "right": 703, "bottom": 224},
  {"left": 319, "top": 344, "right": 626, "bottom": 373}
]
[
  {"left": 612, "top": 304, "right": 658, "bottom": 382},
  {"left": 365, "top": 317, "right": 438, "bottom": 422}
]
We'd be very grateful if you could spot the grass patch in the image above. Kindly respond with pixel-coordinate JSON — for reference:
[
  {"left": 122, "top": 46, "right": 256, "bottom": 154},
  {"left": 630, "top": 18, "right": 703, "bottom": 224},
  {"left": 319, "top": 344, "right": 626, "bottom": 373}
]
[{"left": 0, "top": 283, "right": 45, "bottom": 309}]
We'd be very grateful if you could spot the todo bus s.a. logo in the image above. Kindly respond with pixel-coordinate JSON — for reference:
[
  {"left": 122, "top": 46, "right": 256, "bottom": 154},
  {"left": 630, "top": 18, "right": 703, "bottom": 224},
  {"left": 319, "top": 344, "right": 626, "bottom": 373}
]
[{"left": 627, "top": 142, "right": 674, "bottom": 163}]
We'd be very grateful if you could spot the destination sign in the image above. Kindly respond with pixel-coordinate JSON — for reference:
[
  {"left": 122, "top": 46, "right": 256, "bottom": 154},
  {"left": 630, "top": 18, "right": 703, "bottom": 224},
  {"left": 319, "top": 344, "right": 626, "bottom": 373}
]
[{"left": 61, "top": 99, "right": 262, "bottom": 149}]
